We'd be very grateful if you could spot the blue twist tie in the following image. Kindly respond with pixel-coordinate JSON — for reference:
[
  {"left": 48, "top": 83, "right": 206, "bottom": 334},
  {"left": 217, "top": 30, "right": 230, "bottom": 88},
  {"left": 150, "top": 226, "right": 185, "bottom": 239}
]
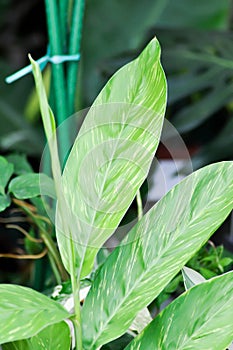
[{"left": 5, "top": 48, "right": 80, "bottom": 84}]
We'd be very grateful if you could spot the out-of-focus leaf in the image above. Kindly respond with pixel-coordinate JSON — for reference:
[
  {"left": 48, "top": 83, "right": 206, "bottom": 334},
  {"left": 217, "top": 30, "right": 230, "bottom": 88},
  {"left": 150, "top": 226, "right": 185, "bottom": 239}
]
[
  {"left": 0, "top": 194, "right": 11, "bottom": 212},
  {"left": 0, "top": 284, "right": 69, "bottom": 344},
  {"left": 60, "top": 37, "right": 167, "bottom": 278},
  {"left": 171, "top": 84, "right": 233, "bottom": 133},
  {"left": 82, "top": 162, "right": 233, "bottom": 349},
  {"left": 0, "top": 156, "right": 14, "bottom": 195},
  {"left": 6, "top": 154, "right": 33, "bottom": 175},
  {"left": 156, "top": 0, "right": 230, "bottom": 29},
  {"left": 125, "top": 272, "right": 233, "bottom": 350},
  {"left": 182, "top": 266, "right": 206, "bottom": 290},
  {"left": 8, "top": 173, "right": 56, "bottom": 199},
  {"left": 2, "top": 321, "right": 71, "bottom": 350},
  {"left": 192, "top": 117, "right": 233, "bottom": 169},
  {"left": 82, "top": 0, "right": 169, "bottom": 103}
]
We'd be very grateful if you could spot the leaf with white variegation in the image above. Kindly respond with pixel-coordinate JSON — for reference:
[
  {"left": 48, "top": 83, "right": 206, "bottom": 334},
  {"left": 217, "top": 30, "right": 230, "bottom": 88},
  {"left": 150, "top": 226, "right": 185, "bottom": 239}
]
[
  {"left": 2, "top": 321, "right": 71, "bottom": 350},
  {"left": 125, "top": 271, "right": 233, "bottom": 350},
  {"left": 81, "top": 161, "right": 233, "bottom": 349},
  {"left": 58, "top": 37, "right": 167, "bottom": 278},
  {"left": 0, "top": 285, "right": 69, "bottom": 344},
  {"left": 182, "top": 266, "right": 206, "bottom": 290}
]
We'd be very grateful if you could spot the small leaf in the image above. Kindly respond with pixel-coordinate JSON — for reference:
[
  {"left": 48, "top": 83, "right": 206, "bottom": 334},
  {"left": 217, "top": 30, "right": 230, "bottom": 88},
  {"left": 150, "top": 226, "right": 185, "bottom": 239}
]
[
  {"left": 0, "top": 156, "right": 14, "bottom": 195},
  {"left": 0, "top": 194, "right": 11, "bottom": 212},
  {"left": 0, "top": 284, "right": 69, "bottom": 344},
  {"left": 6, "top": 154, "right": 33, "bottom": 175},
  {"left": 182, "top": 266, "right": 206, "bottom": 290},
  {"left": 125, "top": 272, "right": 233, "bottom": 350},
  {"left": 219, "top": 257, "right": 233, "bottom": 268},
  {"left": 2, "top": 321, "right": 71, "bottom": 350},
  {"left": 8, "top": 173, "right": 56, "bottom": 199}
]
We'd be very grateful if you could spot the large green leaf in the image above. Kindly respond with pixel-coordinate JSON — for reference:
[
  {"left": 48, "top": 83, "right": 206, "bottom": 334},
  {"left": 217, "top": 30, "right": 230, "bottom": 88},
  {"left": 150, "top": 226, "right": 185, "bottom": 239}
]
[
  {"left": 8, "top": 173, "right": 56, "bottom": 199},
  {"left": 2, "top": 321, "right": 71, "bottom": 350},
  {"left": 125, "top": 271, "right": 233, "bottom": 350},
  {"left": 0, "top": 284, "right": 69, "bottom": 344},
  {"left": 59, "top": 37, "right": 167, "bottom": 278},
  {"left": 0, "top": 156, "right": 14, "bottom": 195},
  {"left": 81, "top": 161, "right": 233, "bottom": 349}
]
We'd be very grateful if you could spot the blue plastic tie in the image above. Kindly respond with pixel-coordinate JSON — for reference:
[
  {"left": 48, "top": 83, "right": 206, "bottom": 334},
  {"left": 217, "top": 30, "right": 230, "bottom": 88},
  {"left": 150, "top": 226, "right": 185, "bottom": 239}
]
[{"left": 5, "top": 48, "right": 80, "bottom": 84}]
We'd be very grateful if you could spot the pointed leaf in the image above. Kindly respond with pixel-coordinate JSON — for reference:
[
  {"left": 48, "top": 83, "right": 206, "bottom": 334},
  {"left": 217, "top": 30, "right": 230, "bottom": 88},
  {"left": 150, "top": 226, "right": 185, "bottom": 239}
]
[
  {"left": 182, "top": 266, "right": 206, "bottom": 290},
  {"left": 2, "top": 321, "right": 71, "bottom": 350},
  {"left": 0, "top": 284, "right": 69, "bottom": 344},
  {"left": 59, "top": 37, "right": 167, "bottom": 277},
  {"left": 125, "top": 271, "right": 233, "bottom": 350},
  {"left": 0, "top": 156, "right": 14, "bottom": 195},
  {"left": 82, "top": 161, "right": 233, "bottom": 349},
  {"left": 9, "top": 173, "right": 56, "bottom": 199}
]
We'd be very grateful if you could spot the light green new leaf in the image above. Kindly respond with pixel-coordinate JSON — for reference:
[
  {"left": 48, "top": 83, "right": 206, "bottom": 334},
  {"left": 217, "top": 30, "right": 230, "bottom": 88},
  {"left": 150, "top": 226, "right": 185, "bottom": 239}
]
[
  {"left": 2, "top": 321, "right": 71, "bottom": 350},
  {"left": 9, "top": 173, "right": 56, "bottom": 199},
  {"left": 59, "top": 37, "right": 167, "bottom": 277},
  {"left": 82, "top": 161, "right": 233, "bottom": 349},
  {"left": 125, "top": 271, "right": 233, "bottom": 350},
  {"left": 0, "top": 156, "right": 14, "bottom": 195},
  {"left": 0, "top": 284, "right": 69, "bottom": 344},
  {"left": 182, "top": 266, "right": 206, "bottom": 290},
  {"left": 29, "top": 56, "right": 56, "bottom": 142}
]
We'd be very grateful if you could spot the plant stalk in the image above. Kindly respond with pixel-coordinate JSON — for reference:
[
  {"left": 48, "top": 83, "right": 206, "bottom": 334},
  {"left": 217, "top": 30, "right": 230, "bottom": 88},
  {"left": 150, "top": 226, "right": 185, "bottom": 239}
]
[
  {"left": 44, "top": 0, "right": 70, "bottom": 162},
  {"left": 71, "top": 261, "right": 83, "bottom": 349},
  {"left": 67, "top": 0, "right": 85, "bottom": 115}
]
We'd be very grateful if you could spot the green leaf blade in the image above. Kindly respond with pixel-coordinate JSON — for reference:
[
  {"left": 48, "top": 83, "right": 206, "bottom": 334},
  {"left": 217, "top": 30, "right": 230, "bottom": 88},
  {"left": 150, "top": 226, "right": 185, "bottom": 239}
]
[
  {"left": 0, "top": 156, "right": 14, "bottom": 195},
  {"left": 125, "top": 271, "right": 233, "bottom": 350},
  {"left": 59, "top": 37, "right": 167, "bottom": 277},
  {"left": 81, "top": 161, "right": 233, "bottom": 349},
  {"left": 2, "top": 321, "right": 71, "bottom": 350},
  {"left": 0, "top": 284, "right": 69, "bottom": 344},
  {"left": 8, "top": 173, "right": 55, "bottom": 199}
]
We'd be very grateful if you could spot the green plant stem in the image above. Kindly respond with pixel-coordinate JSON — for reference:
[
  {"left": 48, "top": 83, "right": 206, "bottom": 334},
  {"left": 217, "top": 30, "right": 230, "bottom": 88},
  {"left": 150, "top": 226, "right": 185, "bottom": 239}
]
[
  {"left": 67, "top": 0, "right": 85, "bottom": 115},
  {"left": 136, "top": 190, "right": 143, "bottom": 221},
  {"left": 44, "top": 0, "right": 70, "bottom": 162},
  {"left": 48, "top": 252, "right": 62, "bottom": 285},
  {"left": 71, "top": 261, "right": 83, "bottom": 349},
  {"left": 59, "top": 0, "right": 69, "bottom": 51}
]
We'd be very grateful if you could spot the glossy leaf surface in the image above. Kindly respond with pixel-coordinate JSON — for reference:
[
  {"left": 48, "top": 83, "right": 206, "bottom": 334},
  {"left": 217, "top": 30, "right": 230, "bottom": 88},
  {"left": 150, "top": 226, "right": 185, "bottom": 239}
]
[
  {"left": 2, "top": 321, "right": 71, "bottom": 350},
  {"left": 82, "top": 161, "right": 233, "bottom": 349},
  {"left": 0, "top": 284, "right": 69, "bottom": 344},
  {"left": 60, "top": 37, "right": 167, "bottom": 277},
  {"left": 125, "top": 272, "right": 233, "bottom": 350}
]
